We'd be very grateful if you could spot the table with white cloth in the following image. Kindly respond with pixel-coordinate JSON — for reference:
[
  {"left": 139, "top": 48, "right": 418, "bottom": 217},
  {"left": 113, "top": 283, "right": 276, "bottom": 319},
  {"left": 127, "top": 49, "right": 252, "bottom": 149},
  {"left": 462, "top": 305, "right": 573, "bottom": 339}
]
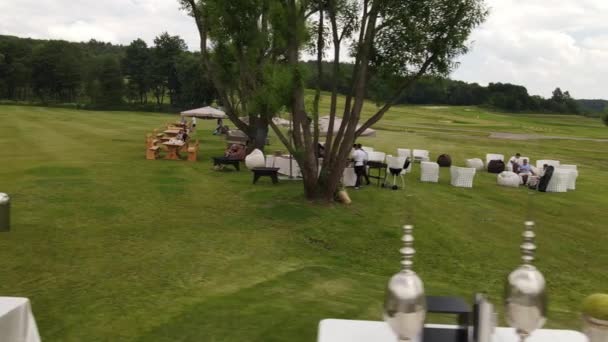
[
  {"left": 265, "top": 155, "right": 301, "bottom": 177},
  {"left": 0, "top": 297, "right": 41, "bottom": 342},
  {"left": 317, "top": 319, "right": 587, "bottom": 342}
]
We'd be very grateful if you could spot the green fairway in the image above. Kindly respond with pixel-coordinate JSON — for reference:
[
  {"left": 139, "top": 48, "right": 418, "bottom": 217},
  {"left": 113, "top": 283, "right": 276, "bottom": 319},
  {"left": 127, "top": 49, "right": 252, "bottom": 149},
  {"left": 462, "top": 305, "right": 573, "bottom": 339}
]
[{"left": 0, "top": 101, "right": 607, "bottom": 341}]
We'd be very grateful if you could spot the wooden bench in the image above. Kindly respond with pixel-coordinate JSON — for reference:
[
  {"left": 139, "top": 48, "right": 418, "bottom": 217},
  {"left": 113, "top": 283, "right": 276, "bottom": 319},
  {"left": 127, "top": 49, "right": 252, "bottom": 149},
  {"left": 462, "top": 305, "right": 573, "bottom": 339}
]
[
  {"left": 187, "top": 140, "right": 199, "bottom": 162},
  {"left": 252, "top": 167, "right": 280, "bottom": 184},
  {"left": 146, "top": 146, "right": 161, "bottom": 160},
  {"left": 212, "top": 157, "right": 241, "bottom": 171}
]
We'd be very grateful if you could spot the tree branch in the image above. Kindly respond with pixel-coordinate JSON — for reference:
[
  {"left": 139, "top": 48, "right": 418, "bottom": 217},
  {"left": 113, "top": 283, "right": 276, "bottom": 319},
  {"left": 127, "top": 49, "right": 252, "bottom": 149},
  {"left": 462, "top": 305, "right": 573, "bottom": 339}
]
[{"left": 269, "top": 120, "right": 296, "bottom": 156}]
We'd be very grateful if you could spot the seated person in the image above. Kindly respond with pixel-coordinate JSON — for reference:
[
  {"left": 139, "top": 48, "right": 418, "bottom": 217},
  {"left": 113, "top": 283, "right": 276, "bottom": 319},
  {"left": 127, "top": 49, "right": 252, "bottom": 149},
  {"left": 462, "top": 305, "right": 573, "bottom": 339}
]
[
  {"left": 509, "top": 153, "right": 523, "bottom": 173},
  {"left": 517, "top": 159, "right": 534, "bottom": 184},
  {"left": 527, "top": 164, "right": 548, "bottom": 189},
  {"left": 225, "top": 143, "right": 246, "bottom": 160},
  {"left": 517, "top": 159, "right": 533, "bottom": 174}
]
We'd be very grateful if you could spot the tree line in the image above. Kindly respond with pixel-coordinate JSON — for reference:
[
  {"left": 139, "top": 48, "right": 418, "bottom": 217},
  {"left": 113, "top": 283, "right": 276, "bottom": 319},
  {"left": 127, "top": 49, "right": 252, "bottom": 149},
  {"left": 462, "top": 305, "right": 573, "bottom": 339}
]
[
  {"left": 2, "top": 33, "right": 597, "bottom": 116},
  {"left": 0, "top": 34, "right": 214, "bottom": 110},
  {"left": 301, "top": 61, "right": 587, "bottom": 115}
]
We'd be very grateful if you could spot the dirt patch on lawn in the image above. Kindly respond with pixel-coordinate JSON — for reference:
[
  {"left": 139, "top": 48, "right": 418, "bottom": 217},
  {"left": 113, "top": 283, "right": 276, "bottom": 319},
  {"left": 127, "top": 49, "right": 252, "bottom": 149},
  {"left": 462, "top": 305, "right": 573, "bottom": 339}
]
[{"left": 490, "top": 132, "right": 608, "bottom": 142}]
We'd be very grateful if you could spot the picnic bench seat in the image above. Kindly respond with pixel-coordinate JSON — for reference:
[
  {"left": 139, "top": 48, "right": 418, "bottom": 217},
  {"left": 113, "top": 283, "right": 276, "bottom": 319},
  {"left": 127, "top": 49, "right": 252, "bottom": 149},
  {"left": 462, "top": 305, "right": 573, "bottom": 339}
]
[
  {"left": 252, "top": 167, "right": 280, "bottom": 184},
  {"left": 146, "top": 146, "right": 161, "bottom": 160},
  {"left": 212, "top": 157, "right": 241, "bottom": 171},
  {"left": 187, "top": 140, "right": 199, "bottom": 162}
]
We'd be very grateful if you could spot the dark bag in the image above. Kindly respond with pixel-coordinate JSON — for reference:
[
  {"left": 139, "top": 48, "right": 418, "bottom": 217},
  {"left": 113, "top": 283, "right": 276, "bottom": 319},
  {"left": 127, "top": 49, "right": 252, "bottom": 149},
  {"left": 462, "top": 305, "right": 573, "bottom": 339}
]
[
  {"left": 538, "top": 165, "right": 554, "bottom": 192},
  {"left": 403, "top": 158, "right": 411, "bottom": 170}
]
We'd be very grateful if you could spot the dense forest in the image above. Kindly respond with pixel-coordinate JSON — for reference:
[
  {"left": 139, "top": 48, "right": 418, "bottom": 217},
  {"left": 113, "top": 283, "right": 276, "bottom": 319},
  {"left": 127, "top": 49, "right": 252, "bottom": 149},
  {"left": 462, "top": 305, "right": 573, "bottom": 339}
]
[
  {"left": 0, "top": 34, "right": 605, "bottom": 115},
  {"left": 0, "top": 34, "right": 214, "bottom": 111}
]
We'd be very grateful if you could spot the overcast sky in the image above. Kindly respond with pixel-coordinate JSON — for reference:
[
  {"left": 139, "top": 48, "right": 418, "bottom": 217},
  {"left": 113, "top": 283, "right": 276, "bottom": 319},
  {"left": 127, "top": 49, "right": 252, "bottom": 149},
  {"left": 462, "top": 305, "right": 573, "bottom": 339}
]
[{"left": 1, "top": 0, "right": 607, "bottom": 99}]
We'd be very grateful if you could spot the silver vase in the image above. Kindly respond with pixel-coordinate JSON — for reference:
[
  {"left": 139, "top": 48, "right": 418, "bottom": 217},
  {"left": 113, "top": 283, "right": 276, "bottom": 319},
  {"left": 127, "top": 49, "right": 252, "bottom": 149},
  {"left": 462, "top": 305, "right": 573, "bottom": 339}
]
[
  {"left": 384, "top": 225, "right": 426, "bottom": 342},
  {"left": 504, "top": 221, "right": 547, "bottom": 342},
  {"left": 583, "top": 316, "right": 608, "bottom": 342}
]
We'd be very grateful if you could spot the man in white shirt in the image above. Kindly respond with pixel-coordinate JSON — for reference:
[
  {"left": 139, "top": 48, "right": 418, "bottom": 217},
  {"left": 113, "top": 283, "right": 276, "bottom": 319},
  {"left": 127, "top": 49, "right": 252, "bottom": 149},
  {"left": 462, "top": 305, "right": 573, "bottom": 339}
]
[
  {"left": 191, "top": 117, "right": 197, "bottom": 132},
  {"left": 357, "top": 144, "right": 371, "bottom": 185},
  {"left": 352, "top": 145, "right": 367, "bottom": 189},
  {"left": 509, "top": 153, "right": 522, "bottom": 173}
]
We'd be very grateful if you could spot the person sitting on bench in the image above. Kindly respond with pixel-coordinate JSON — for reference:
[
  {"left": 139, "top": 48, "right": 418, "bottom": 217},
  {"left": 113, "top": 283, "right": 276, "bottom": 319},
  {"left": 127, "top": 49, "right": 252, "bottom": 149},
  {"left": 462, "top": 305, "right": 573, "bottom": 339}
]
[{"left": 225, "top": 144, "right": 246, "bottom": 160}]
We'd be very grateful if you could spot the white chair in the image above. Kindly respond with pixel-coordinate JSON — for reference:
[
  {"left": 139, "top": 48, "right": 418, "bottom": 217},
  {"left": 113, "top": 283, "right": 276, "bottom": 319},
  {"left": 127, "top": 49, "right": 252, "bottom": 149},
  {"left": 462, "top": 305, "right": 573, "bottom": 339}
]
[
  {"left": 497, "top": 171, "right": 520, "bottom": 187},
  {"left": 385, "top": 155, "right": 406, "bottom": 189},
  {"left": 536, "top": 159, "right": 560, "bottom": 169},
  {"left": 560, "top": 165, "right": 578, "bottom": 190},
  {"left": 245, "top": 149, "right": 266, "bottom": 170},
  {"left": 368, "top": 151, "right": 386, "bottom": 163},
  {"left": 466, "top": 158, "right": 484, "bottom": 171},
  {"left": 413, "top": 149, "right": 430, "bottom": 162},
  {"left": 420, "top": 161, "right": 439, "bottom": 183},
  {"left": 506, "top": 156, "right": 530, "bottom": 172},
  {"left": 397, "top": 149, "right": 413, "bottom": 174},
  {"left": 397, "top": 149, "right": 412, "bottom": 158},
  {"left": 486, "top": 154, "right": 504, "bottom": 168},
  {"left": 546, "top": 169, "right": 569, "bottom": 193},
  {"left": 450, "top": 166, "right": 476, "bottom": 188}
]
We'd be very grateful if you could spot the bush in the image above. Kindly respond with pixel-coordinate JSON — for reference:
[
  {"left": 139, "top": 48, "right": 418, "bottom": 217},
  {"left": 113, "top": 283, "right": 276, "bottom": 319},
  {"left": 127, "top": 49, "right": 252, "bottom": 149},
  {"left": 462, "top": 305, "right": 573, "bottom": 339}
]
[
  {"left": 603, "top": 114, "right": 608, "bottom": 126},
  {"left": 582, "top": 293, "right": 608, "bottom": 320}
]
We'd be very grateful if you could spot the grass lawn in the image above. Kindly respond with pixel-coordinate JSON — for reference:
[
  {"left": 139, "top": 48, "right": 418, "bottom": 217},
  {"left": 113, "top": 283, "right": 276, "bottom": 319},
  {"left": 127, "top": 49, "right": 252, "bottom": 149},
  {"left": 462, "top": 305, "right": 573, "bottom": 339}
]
[{"left": 0, "top": 99, "right": 607, "bottom": 341}]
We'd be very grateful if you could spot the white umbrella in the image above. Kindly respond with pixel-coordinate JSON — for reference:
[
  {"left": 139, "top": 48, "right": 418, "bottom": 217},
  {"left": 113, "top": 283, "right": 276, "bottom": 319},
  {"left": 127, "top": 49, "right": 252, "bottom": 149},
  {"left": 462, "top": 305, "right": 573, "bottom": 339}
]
[{"left": 180, "top": 106, "right": 228, "bottom": 119}]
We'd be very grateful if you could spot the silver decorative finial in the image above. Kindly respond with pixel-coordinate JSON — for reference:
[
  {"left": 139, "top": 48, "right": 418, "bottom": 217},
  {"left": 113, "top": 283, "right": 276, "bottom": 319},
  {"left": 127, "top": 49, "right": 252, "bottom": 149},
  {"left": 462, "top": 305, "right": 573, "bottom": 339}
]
[
  {"left": 504, "top": 221, "right": 547, "bottom": 342},
  {"left": 521, "top": 221, "right": 537, "bottom": 265},
  {"left": 400, "top": 225, "right": 415, "bottom": 272},
  {"left": 384, "top": 224, "right": 426, "bottom": 342}
]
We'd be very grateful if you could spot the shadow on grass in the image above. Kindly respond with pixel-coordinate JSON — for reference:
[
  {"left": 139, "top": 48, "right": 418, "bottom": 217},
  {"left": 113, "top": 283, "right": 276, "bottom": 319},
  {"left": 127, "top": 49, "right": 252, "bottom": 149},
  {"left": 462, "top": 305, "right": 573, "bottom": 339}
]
[{"left": 136, "top": 266, "right": 385, "bottom": 342}]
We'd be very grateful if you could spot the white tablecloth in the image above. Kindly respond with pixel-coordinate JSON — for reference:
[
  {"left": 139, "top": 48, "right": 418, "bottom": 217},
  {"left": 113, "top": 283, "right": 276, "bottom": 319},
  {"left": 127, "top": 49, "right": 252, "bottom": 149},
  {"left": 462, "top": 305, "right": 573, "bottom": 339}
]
[
  {"left": 317, "top": 319, "right": 587, "bottom": 342},
  {"left": 0, "top": 297, "right": 41, "bottom": 342},
  {"left": 266, "top": 155, "right": 301, "bottom": 177}
]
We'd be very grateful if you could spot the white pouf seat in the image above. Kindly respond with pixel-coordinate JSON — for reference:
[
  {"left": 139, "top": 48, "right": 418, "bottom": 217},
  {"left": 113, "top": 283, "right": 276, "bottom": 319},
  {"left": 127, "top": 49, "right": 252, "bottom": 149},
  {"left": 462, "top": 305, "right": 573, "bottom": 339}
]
[
  {"left": 497, "top": 171, "right": 520, "bottom": 187},
  {"left": 536, "top": 159, "right": 560, "bottom": 169},
  {"left": 450, "top": 166, "right": 476, "bottom": 188},
  {"left": 413, "top": 149, "right": 430, "bottom": 162},
  {"left": 420, "top": 161, "right": 439, "bottom": 183},
  {"left": 245, "top": 149, "right": 266, "bottom": 169},
  {"left": 560, "top": 165, "right": 578, "bottom": 190},
  {"left": 546, "top": 169, "right": 569, "bottom": 193},
  {"left": 466, "top": 158, "right": 484, "bottom": 171}
]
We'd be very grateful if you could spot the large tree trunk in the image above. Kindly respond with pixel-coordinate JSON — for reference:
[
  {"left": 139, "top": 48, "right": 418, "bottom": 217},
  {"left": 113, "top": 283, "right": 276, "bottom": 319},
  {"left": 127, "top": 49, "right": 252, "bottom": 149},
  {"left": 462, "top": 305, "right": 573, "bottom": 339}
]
[{"left": 250, "top": 115, "right": 269, "bottom": 152}]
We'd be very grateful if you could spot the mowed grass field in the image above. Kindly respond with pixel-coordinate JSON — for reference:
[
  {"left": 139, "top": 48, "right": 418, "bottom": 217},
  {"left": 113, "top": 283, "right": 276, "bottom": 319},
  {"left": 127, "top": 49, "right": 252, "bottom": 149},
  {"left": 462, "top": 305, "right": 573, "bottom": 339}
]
[{"left": 0, "top": 98, "right": 607, "bottom": 341}]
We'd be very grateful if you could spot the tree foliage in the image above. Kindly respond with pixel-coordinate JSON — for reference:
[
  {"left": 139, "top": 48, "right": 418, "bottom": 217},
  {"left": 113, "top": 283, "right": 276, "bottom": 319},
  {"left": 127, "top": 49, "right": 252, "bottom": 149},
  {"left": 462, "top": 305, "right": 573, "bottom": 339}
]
[{"left": 0, "top": 34, "right": 214, "bottom": 111}]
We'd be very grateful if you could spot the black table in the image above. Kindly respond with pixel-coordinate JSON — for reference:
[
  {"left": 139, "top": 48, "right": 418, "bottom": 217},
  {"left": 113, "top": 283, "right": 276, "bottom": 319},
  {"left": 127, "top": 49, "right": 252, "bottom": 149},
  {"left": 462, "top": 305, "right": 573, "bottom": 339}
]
[
  {"left": 427, "top": 296, "right": 471, "bottom": 326},
  {"left": 212, "top": 157, "right": 241, "bottom": 171},
  {"left": 252, "top": 167, "right": 280, "bottom": 184},
  {"left": 366, "top": 161, "right": 387, "bottom": 187}
]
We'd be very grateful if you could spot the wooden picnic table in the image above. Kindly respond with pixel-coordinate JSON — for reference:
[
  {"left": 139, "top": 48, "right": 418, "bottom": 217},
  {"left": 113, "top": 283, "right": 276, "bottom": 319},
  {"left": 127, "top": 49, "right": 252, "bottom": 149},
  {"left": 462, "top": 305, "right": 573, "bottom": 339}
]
[
  {"left": 163, "top": 129, "right": 181, "bottom": 137},
  {"left": 163, "top": 140, "right": 185, "bottom": 160}
]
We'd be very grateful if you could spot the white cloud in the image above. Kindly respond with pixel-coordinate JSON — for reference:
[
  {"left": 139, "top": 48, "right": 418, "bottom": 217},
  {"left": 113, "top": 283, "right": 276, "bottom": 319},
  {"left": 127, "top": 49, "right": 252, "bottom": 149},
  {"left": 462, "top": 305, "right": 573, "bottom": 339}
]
[
  {"left": 0, "top": 0, "right": 607, "bottom": 98},
  {"left": 0, "top": 0, "right": 198, "bottom": 49},
  {"left": 451, "top": 0, "right": 608, "bottom": 98},
  {"left": 48, "top": 21, "right": 118, "bottom": 43}
]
